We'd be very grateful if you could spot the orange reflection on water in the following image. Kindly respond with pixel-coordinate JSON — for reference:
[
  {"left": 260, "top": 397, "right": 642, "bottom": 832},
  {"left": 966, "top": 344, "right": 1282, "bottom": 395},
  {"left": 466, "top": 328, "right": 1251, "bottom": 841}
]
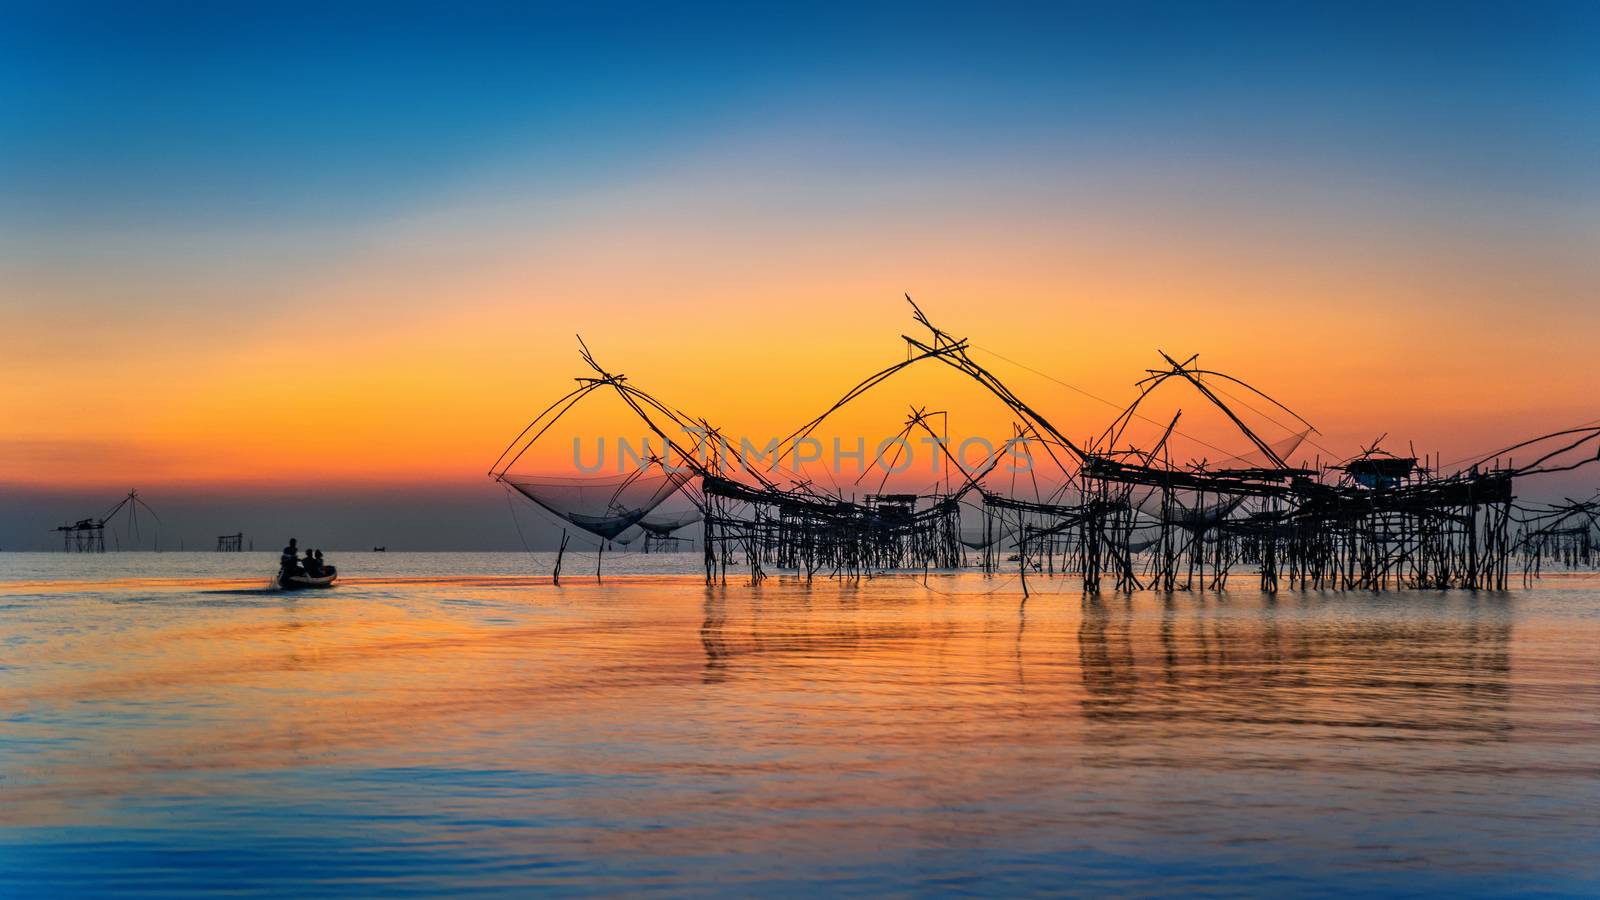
[{"left": 2, "top": 572, "right": 1597, "bottom": 893}]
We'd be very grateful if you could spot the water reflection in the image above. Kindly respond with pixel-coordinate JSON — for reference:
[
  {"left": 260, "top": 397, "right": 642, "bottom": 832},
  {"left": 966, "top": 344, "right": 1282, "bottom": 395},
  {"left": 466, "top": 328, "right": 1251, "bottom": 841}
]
[
  {"left": 2, "top": 562, "right": 1595, "bottom": 897},
  {"left": 1077, "top": 594, "right": 1513, "bottom": 743},
  {"left": 700, "top": 593, "right": 728, "bottom": 683}
]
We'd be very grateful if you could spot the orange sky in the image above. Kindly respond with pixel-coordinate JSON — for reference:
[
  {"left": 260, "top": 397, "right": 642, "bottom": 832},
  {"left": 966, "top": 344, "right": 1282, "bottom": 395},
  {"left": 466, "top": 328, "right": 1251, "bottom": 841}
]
[
  {"left": 5, "top": 0, "right": 1599, "bottom": 502},
  {"left": 6, "top": 152, "right": 1597, "bottom": 492}
]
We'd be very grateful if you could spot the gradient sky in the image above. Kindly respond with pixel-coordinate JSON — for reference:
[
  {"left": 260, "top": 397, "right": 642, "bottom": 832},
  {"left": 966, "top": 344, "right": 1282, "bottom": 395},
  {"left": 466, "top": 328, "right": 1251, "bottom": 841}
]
[{"left": 3, "top": 1, "right": 1598, "bottom": 549}]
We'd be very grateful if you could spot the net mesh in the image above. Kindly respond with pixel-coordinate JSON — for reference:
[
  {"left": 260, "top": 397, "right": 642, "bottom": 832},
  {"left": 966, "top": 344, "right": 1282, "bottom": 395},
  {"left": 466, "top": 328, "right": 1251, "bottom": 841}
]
[
  {"left": 1132, "top": 491, "right": 1246, "bottom": 529},
  {"left": 502, "top": 469, "right": 694, "bottom": 540},
  {"left": 1226, "top": 428, "right": 1311, "bottom": 468},
  {"left": 637, "top": 509, "right": 702, "bottom": 536}
]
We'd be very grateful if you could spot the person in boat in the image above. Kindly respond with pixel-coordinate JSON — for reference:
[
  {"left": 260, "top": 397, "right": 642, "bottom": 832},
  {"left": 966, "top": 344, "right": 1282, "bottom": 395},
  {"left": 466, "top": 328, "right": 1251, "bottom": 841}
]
[
  {"left": 302, "top": 549, "right": 323, "bottom": 578},
  {"left": 314, "top": 549, "right": 333, "bottom": 577},
  {"left": 280, "top": 538, "right": 302, "bottom": 577}
]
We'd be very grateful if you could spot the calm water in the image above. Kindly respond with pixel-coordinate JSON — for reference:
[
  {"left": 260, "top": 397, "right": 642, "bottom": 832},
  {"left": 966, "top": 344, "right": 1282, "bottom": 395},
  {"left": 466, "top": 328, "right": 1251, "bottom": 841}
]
[{"left": 2, "top": 552, "right": 1597, "bottom": 897}]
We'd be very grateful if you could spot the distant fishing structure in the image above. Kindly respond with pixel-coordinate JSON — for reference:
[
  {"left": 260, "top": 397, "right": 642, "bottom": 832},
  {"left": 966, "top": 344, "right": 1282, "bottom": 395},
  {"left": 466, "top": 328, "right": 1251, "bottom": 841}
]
[
  {"left": 53, "top": 518, "right": 106, "bottom": 553},
  {"left": 53, "top": 489, "right": 162, "bottom": 552},
  {"left": 216, "top": 533, "right": 245, "bottom": 552},
  {"left": 492, "top": 298, "right": 1600, "bottom": 593}
]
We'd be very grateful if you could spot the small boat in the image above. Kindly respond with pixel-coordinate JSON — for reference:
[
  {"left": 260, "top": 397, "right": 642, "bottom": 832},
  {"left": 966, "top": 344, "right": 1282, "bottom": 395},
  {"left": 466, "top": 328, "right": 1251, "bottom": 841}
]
[{"left": 278, "top": 568, "right": 338, "bottom": 590}]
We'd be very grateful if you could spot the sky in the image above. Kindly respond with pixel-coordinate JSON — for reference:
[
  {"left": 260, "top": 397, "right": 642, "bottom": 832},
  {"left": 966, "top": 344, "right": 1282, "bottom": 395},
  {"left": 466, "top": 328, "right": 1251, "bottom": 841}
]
[{"left": 3, "top": 1, "right": 1598, "bottom": 550}]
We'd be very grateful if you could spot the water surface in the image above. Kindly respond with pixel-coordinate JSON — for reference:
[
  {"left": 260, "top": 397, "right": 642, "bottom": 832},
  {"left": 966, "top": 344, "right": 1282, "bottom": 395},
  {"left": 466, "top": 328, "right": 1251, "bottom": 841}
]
[{"left": 2, "top": 552, "right": 1597, "bottom": 896}]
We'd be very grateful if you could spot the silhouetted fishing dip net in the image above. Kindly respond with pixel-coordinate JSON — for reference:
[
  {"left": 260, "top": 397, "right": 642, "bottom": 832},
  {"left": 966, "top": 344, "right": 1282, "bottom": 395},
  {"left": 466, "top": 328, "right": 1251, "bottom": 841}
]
[
  {"left": 500, "top": 469, "right": 694, "bottom": 540},
  {"left": 958, "top": 533, "right": 996, "bottom": 550},
  {"left": 638, "top": 509, "right": 702, "bottom": 536},
  {"left": 1131, "top": 491, "right": 1246, "bottom": 530}
]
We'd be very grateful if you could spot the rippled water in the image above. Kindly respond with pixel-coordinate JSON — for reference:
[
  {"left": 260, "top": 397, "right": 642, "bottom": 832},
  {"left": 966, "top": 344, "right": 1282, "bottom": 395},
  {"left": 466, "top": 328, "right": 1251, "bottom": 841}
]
[{"left": 2, "top": 552, "right": 1598, "bottom": 896}]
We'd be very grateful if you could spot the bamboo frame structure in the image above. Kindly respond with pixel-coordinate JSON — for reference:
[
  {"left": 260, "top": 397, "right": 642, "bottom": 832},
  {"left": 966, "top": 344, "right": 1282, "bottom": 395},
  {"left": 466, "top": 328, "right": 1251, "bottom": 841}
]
[{"left": 491, "top": 299, "right": 1600, "bottom": 592}]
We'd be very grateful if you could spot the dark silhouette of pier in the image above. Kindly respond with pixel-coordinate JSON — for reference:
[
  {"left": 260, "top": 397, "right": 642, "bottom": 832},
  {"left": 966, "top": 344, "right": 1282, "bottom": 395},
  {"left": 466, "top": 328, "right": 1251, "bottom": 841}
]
[{"left": 491, "top": 298, "right": 1600, "bottom": 592}]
